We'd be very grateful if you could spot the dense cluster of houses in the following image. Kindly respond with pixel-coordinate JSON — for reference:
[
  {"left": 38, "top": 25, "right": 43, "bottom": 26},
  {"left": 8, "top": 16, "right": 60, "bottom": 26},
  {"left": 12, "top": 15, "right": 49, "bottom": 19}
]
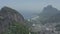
[{"left": 29, "top": 23, "right": 60, "bottom": 34}]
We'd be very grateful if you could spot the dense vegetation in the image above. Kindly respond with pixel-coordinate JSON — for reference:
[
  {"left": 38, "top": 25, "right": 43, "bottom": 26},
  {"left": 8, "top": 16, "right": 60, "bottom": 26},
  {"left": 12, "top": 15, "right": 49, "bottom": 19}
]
[
  {"left": 0, "top": 6, "right": 29, "bottom": 34},
  {"left": 55, "top": 24, "right": 60, "bottom": 31},
  {"left": 2, "top": 21, "right": 29, "bottom": 34}
]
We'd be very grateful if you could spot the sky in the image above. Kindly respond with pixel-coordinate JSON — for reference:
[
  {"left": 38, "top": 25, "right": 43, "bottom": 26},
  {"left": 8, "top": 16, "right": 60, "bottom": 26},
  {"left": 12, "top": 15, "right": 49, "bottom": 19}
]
[
  {"left": 0, "top": 0, "right": 60, "bottom": 19},
  {"left": 0, "top": 0, "right": 60, "bottom": 11}
]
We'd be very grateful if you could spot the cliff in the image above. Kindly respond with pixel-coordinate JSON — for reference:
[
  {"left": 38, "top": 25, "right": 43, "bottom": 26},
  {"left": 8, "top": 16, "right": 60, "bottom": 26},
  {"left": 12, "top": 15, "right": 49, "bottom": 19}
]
[{"left": 0, "top": 6, "right": 24, "bottom": 34}]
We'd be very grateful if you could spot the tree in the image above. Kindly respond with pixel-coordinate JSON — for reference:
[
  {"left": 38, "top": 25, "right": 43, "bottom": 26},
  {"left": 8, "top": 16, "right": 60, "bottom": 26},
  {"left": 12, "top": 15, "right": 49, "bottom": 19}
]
[{"left": 2, "top": 21, "right": 29, "bottom": 34}]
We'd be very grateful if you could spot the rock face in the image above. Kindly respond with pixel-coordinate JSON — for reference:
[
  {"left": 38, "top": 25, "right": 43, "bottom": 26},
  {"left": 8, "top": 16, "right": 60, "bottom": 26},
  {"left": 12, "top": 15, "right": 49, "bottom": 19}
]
[
  {"left": 38, "top": 5, "right": 60, "bottom": 24},
  {"left": 0, "top": 6, "right": 24, "bottom": 34}
]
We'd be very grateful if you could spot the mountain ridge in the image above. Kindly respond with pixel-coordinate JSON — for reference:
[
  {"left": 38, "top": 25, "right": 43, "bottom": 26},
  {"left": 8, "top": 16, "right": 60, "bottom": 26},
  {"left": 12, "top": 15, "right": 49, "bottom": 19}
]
[{"left": 0, "top": 6, "right": 25, "bottom": 34}]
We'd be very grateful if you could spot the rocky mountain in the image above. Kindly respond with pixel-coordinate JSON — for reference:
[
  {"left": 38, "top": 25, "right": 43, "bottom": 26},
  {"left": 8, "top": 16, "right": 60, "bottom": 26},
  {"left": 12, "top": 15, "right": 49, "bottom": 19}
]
[
  {"left": 0, "top": 6, "right": 24, "bottom": 34},
  {"left": 30, "top": 5, "right": 60, "bottom": 25},
  {"left": 38, "top": 5, "right": 60, "bottom": 24},
  {"left": 45, "top": 13, "right": 60, "bottom": 23}
]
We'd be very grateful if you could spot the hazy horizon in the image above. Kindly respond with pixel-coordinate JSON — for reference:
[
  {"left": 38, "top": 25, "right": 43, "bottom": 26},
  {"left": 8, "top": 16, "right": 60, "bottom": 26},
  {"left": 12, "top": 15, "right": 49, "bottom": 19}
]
[
  {"left": 0, "top": 0, "right": 60, "bottom": 11},
  {"left": 0, "top": 0, "right": 60, "bottom": 19}
]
